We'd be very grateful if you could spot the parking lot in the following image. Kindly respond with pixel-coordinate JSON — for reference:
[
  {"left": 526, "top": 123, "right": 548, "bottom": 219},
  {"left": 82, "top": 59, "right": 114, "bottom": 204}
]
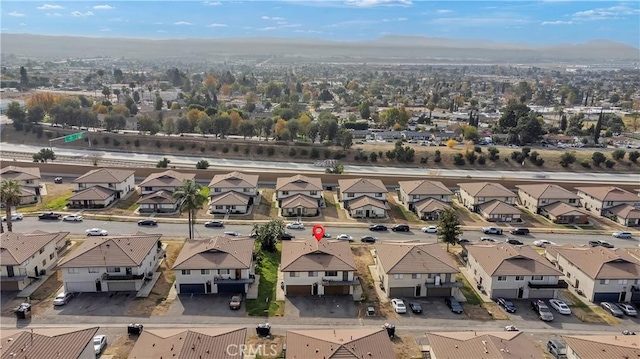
[
  {"left": 165, "top": 294, "right": 247, "bottom": 317},
  {"left": 44, "top": 292, "right": 137, "bottom": 317},
  {"left": 285, "top": 296, "right": 356, "bottom": 318},
  {"left": 388, "top": 298, "right": 469, "bottom": 322}
]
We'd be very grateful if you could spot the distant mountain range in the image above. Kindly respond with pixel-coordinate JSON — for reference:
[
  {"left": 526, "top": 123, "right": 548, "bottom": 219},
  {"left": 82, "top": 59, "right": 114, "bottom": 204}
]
[{"left": 1, "top": 33, "right": 638, "bottom": 64}]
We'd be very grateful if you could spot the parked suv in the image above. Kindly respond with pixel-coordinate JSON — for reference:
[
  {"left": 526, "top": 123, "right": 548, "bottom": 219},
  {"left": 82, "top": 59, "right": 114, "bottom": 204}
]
[
  {"left": 547, "top": 339, "right": 567, "bottom": 359},
  {"left": 392, "top": 224, "right": 410, "bottom": 232},
  {"left": 510, "top": 227, "right": 530, "bottom": 235},
  {"left": 445, "top": 297, "right": 463, "bottom": 314},
  {"left": 531, "top": 300, "right": 554, "bottom": 321},
  {"left": 482, "top": 227, "right": 503, "bottom": 235}
]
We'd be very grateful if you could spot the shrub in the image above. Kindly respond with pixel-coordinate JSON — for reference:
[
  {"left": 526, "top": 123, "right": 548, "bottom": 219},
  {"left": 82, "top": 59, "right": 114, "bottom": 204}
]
[
  {"left": 310, "top": 148, "right": 319, "bottom": 159},
  {"left": 300, "top": 149, "right": 308, "bottom": 156},
  {"left": 511, "top": 151, "right": 526, "bottom": 164},
  {"left": 267, "top": 147, "right": 275, "bottom": 156},
  {"left": 477, "top": 155, "right": 486, "bottom": 165},
  {"left": 434, "top": 150, "right": 442, "bottom": 163},
  {"left": 474, "top": 146, "right": 482, "bottom": 153},
  {"left": 386, "top": 150, "right": 396, "bottom": 160},
  {"left": 324, "top": 149, "right": 331, "bottom": 159},
  {"left": 465, "top": 150, "right": 477, "bottom": 164},
  {"left": 369, "top": 152, "right": 378, "bottom": 162},
  {"left": 134, "top": 139, "right": 140, "bottom": 147},
  {"left": 289, "top": 147, "right": 297, "bottom": 157},
  {"left": 488, "top": 147, "right": 499, "bottom": 160},
  {"left": 333, "top": 151, "right": 345, "bottom": 159},
  {"left": 559, "top": 152, "right": 576, "bottom": 167},
  {"left": 244, "top": 147, "right": 250, "bottom": 154},
  {"left": 156, "top": 157, "right": 170, "bottom": 168},
  {"left": 126, "top": 140, "right": 131, "bottom": 145},
  {"left": 178, "top": 144, "right": 185, "bottom": 151},
  {"left": 534, "top": 157, "right": 545, "bottom": 166},
  {"left": 521, "top": 147, "right": 531, "bottom": 157},
  {"left": 256, "top": 147, "right": 264, "bottom": 155},
  {"left": 628, "top": 150, "right": 639, "bottom": 163},
  {"left": 200, "top": 147, "right": 205, "bottom": 153},
  {"left": 611, "top": 149, "right": 625, "bottom": 160},
  {"left": 419, "top": 156, "right": 428, "bottom": 164},
  {"left": 210, "top": 145, "right": 217, "bottom": 151},
  {"left": 196, "top": 160, "right": 209, "bottom": 169},
  {"left": 103, "top": 136, "right": 110, "bottom": 144},
  {"left": 113, "top": 139, "right": 121, "bottom": 146},
  {"left": 445, "top": 139, "right": 458, "bottom": 148},
  {"left": 592, "top": 151, "right": 606, "bottom": 166},
  {"left": 233, "top": 144, "right": 239, "bottom": 152},
  {"left": 453, "top": 153, "right": 465, "bottom": 165},
  {"left": 378, "top": 151, "right": 383, "bottom": 159},
  {"left": 605, "top": 159, "right": 615, "bottom": 168},
  {"left": 580, "top": 159, "right": 591, "bottom": 168},
  {"left": 222, "top": 147, "right": 229, "bottom": 153}
]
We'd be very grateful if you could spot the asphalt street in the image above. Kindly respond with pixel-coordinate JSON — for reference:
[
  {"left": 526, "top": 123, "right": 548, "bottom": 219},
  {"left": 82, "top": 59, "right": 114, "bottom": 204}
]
[
  {"left": 2, "top": 143, "right": 640, "bottom": 182},
  {"left": 13, "top": 217, "right": 640, "bottom": 248}
]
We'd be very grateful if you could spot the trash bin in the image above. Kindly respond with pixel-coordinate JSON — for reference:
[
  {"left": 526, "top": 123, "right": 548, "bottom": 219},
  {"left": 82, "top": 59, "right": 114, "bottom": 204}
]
[
  {"left": 127, "top": 323, "right": 144, "bottom": 335},
  {"left": 256, "top": 323, "right": 271, "bottom": 337},
  {"left": 383, "top": 323, "right": 395, "bottom": 338},
  {"left": 14, "top": 303, "right": 31, "bottom": 319}
]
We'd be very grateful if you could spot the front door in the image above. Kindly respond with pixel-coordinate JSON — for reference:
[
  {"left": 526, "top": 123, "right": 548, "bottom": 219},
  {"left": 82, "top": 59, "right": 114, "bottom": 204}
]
[
  {"left": 415, "top": 285, "right": 421, "bottom": 296},
  {"left": 365, "top": 210, "right": 370, "bottom": 217},
  {"left": 235, "top": 269, "right": 241, "bottom": 280},
  {"left": 95, "top": 281, "right": 102, "bottom": 292},
  {"left": 620, "top": 292, "right": 626, "bottom": 302},
  {"left": 343, "top": 271, "right": 348, "bottom": 281},
  {"left": 206, "top": 281, "right": 212, "bottom": 293},
  {"left": 312, "top": 283, "right": 318, "bottom": 296},
  {"left": 34, "top": 266, "right": 39, "bottom": 277},
  {"left": 517, "top": 287, "right": 524, "bottom": 299},
  {"left": 7, "top": 266, "right": 14, "bottom": 277}
]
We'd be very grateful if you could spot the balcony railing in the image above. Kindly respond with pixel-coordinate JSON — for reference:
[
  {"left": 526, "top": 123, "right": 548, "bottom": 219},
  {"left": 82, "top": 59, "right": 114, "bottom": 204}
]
[
  {"left": 322, "top": 277, "right": 360, "bottom": 286},
  {"left": 425, "top": 281, "right": 463, "bottom": 288},
  {"left": 528, "top": 280, "right": 568, "bottom": 289},
  {"left": 102, "top": 273, "right": 145, "bottom": 281},
  {"left": 214, "top": 277, "right": 255, "bottom": 284},
  {"left": 1, "top": 275, "right": 27, "bottom": 281}
]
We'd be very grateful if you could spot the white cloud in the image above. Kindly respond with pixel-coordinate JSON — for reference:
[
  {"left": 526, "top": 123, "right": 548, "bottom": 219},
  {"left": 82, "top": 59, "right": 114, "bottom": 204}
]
[
  {"left": 174, "top": 21, "right": 193, "bottom": 25},
  {"left": 203, "top": 1, "right": 221, "bottom": 5},
  {"left": 93, "top": 5, "right": 115, "bottom": 10},
  {"left": 71, "top": 11, "right": 94, "bottom": 17},
  {"left": 37, "top": 4, "right": 63, "bottom": 10},
  {"left": 157, "top": 30, "right": 167, "bottom": 33},
  {"left": 258, "top": 26, "right": 278, "bottom": 31},
  {"left": 428, "top": 16, "right": 531, "bottom": 26},
  {"left": 154, "top": 22, "right": 163, "bottom": 25},
  {"left": 206, "top": 23, "right": 228, "bottom": 27},
  {"left": 435, "top": 9, "right": 452, "bottom": 14},
  {"left": 8, "top": 11, "right": 26, "bottom": 17},
  {"left": 19, "top": 23, "right": 26, "bottom": 26},
  {"left": 108, "top": 17, "right": 126, "bottom": 22},
  {"left": 294, "top": 29, "right": 323, "bottom": 34},
  {"left": 100, "top": 27, "right": 111, "bottom": 32},
  {"left": 326, "top": 19, "right": 377, "bottom": 27},
  {"left": 46, "top": 13, "right": 62, "bottom": 17},
  {"left": 571, "top": 5, "right": 640, "bottom": 21},
  {"left": 344, "top": 0, "right": 412, "bottom": 7},
  {"left": 541, "top": 20, "right": 573, "bottom": 25},
  {"left": 382, "top": 17, "right": 407, "bottom": 22},
  {"left": 261, "top": 16, "right": 285, "bottom": 21}
]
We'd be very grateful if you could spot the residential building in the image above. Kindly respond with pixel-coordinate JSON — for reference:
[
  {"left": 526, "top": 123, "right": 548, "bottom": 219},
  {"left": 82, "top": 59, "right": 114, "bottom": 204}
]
[
  {"left": 208, "top": 171, "right": 259, "bottom": 214},
  {"left": 540, "top": 202, "right": 590, "bottom": 224},
  {"left": 545, "top": 245, "right": 640, "bottom": 303},
  {"left": 173, "top": 236, "right": 255, "bottom": 294},
  {"left": 0, "top": 327, "right": 99, "bottom": 359},
  {"left": 58, "top": 233, "right": 162, "bottom": 293},
  {"left": 276, "top": 174, "right": 323, "bottom": 217},
  {"left": 374, "top": 242, "right": 460, "bottom": 298},
  {"left": 458, "top": 182, "right": 517, "bottom": 212},
  {"left": 425, "top": 331, "right": 542, "bottom": 359},
  {"left": 129, "top": 328, "right": 247, "bottom": 359},
  {"left": 136, "top": 190, "right": 180, "bottom": 213},
  {"left": 465, "top": 244, "right": 565, "bottom": 299},
  {"left": 281, "top": 238, "right": 358, "bottom": 296},
  {"left": 516, "top": 183, "right": 580, "bottom": 213},
  {"left": 69, "top": 168, "right": 135, "bottom": 209},
  {"left": 285, "top": 329, "right": 396, "bottom": 359},
  {"left": 478, "top": 199, "right": 522, "bottom": 222},
  {"left": 0, "top": 165, "right": 41, "bottom": 204},
  {"left": 138, "top": 169, "right": 194, "bottom": 195},
  {"left": 563, "top": 335, "right": 639, "bottom": 359},
  {"left": 398, "top": 179, "right": 453, "bottom": 218},
  {"left": 338, "top": 178, "right": 388, "bottom": 218},
  {"left": 576, "top": 186, "right": 640, "bottom": 226},
  {"left": 1, "top": 231, "right": 68, "bottom": 291}
]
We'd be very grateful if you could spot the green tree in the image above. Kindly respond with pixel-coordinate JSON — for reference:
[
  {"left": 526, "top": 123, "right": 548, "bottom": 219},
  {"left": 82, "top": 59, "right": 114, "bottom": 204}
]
[
  {"left": 592, "top": 152, "right": 606, "bottom": 166},
  {"left": 156, "top": 157, "right": 171, "bottom": 168},
  {"left": 0, "top": 179, "right": 22, "bottom": 233},
  {"left": 463, "top": 125, "right": 479, "bottom": 141},
  {"left": 26, "top": 105, "right": 45, "bottom": 124},
  {"left": 628, "top": 151, "right": 639, "bottom": 163},
  {"left": 174, "top": 179, "right": 207, "bottom": 239},
  {"left": 196, "top": 160, "right": 209, "bottom": 169},
  {"left": 498, "top": 101, "right": 530, "bottom": 131},
  {"left": 19, "top": 66, "right": 29, "bottom": 85},
  {"left": 594, "top": 111, "right": 604, "bottom": 144},
  {"left": 611, "top": 149, "right": 626, "bottom": 161},
  {"left": 32, "top": 148, "right": 55, "bottom": 163},
  {"left": 6, "top": 101, "right": 26, "bottom": 122},
  {"left": 113, "top": 68, "right": 124, "bottom": 83},
  {"left": 155, "top": 95, "right": 163, "bottom": 111},
  {"left": 252, "top": 219, "right": 285, "bottom": 252},
  {"left": 437, "top": 208, "right": 462, "bottom": 252},
  {"left": 359, "top": 101, "right": 371, "bottom": 119},
  {"left": 560, "top": 114, "right": 567, "bottom": 132},
  {"left": 559, "top": 152, "right": 576, "bottom": 167},
  {"left": 137, "top": 114, "right": 160, "bottom": 134}
]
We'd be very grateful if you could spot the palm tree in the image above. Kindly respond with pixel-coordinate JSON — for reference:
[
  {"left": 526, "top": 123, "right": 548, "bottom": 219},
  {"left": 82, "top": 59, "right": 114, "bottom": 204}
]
[
  {"left": 173, "top": 179, "right": 207, "bottom": 239},
  {"left": 1, "top": 180, "right": 23, "bottom": 233}
]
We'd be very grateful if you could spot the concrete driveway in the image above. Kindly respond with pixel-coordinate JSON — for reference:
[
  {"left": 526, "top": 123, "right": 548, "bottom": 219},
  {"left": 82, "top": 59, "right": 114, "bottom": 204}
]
[
  {"left": 166, "top": 294, "right": 246, "bottom": 317},
  {"left": 285, "top": 296, "right": 356, "bottom": 318},
  {"left": 45, "top": 292, "right": 136, "bottom": 317},
  {"left": 394, "top": 298, "right": 466, "bottom": 322}
]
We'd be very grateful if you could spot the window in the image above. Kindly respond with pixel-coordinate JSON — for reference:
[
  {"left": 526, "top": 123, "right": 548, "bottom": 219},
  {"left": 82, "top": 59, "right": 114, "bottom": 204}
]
[
  {"left": 326, "top": 271, "right": 338, "bottom": 277},
  {"left": 478, "top": 197, "right": 485, "bottom": 202},
  {"left": 347, "top": 193, "right": 354, "bottom": 198},
  {"left": 532, "top": 276, "right": 543, "bottom": 281},
  {"left": 201, "top": 270, "right": 210, "bottom": 275},
  {"left": 355, "top": 210, "right": 363, "bottom": 215},
  {"left": 310, "top": 191, "right": 318, "bottom": 196},
  {"left": 600, "top": 279, "right": 610, "bottom": 285},
  {"left": 215, "top": 205, "right": 223, "bottom": 209},
  {"left": 308, "top": 271, "right": 318, "bottom": 277},
  {"left": 39, "top": 248, "right": 44, "bottom": 254},
  {"left": 413, "top": 195, "right": 420, "bottom": 199},
  {"left": 411, "top": 274, "right": 422, "bottom": 279},
  {"left": 219, "top": 269, "right": 229, "bottom": 275},
  {"left": 515, "top": 276, "right": 525, "bottom": 281},
  {"left": 375, "top": 193, "right": 382, "bottom": 197},
  {"left": 214, "top": 188, "right": 221, "bottom": 192},
  {"left": 618, "top": 279, "right": 628, "bottom": 285},
  {"left": 67, "top": 268, "right": 79, "bottom": 274},
  {"left": 497, "top": 276, "right": 507, "bottom": 281},
  {"left": 605, "top": 201, "right": 613, "bottom": 206},
  {"left": 108, "top": 183, "right": 114, "bottom": 188},
  {"left": 49, "top": 253, "right": 55, "bottom": 260},
  {"left": 243, "top": 188, "right": 250, "bottom": 192},
  {"left": 88, "top": 268, "right": 99, "bottom": 273},
  {"left": 282, "top": 191, "right": 289, "bottom": 195},
  {"left": 107, "top": 267, "right": 121, "bottom": 273},
  {"left": 42, "top": 259, "right": 46, "bottom": 266},
  {"left": 144, "top": 186, "right": 153, "bottom": 191},
  {"left": 181, "top": 270, "right": 191, "bottom": 275},
  {"left": 289, "top": 272, "right": 299, "bottom": 278},
  {"left": 394, "top": 274, "right": 404, "bottom": 280},
  {"left": 569, "top": 199, "right": 576, "bottom": 204}
]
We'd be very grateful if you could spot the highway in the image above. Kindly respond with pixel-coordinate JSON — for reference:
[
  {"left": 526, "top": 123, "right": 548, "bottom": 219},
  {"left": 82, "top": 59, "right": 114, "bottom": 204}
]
[
  {"left": 2, "top": 143, "right": 640, "bottom": 182},
  {"left": 13, "top": 217, "right": 640, "bottom": 248}
]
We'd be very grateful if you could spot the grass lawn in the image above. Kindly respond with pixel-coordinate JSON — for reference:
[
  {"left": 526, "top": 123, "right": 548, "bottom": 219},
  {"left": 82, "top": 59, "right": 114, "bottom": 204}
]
[
  {"left": 457, "top": 274, "right": 483, "bottom": 305},
  {"left": 246, "top": 243, "right": 284, "bottom": 317}
]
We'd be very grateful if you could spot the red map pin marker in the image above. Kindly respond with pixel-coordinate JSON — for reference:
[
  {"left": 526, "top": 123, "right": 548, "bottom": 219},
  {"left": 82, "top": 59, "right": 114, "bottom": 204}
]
[{"left": 312, "top": 224, "right": 325, "bottom": 242}]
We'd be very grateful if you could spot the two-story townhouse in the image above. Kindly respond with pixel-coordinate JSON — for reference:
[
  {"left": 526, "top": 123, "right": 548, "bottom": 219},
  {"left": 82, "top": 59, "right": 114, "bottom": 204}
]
[
  {"left": 576, "top": 186, "right": 640, "bottom": 226},
  {"left": 426, "top": 331, "right": 542, "bottom": 359},
  {"left": 545, "top": 245, "right": 640, "bottom": 303},
  {"left": 129, "top": 328, "right": 247, "bottom": 359},
  {"left": 458, "top": 182, "right": 518, "bottom": 213},
  {"left": 208, "top": 171, "right": 259, "bottom": 214},
  {"left": 286, "top": 329, "right": 396, "bottom": 359},
  {"left": 0, "top": 327, "right": 99, "bottom": 359},
  {"left": 0, "top": 166, "right": 42, "bottom": 204},
  {"left": 516, "top": 184, "right": 580, "bottom": 213},
  {"left": 58, "top": 233, "right": 162, "bottom": 293},
  {"left": 337, "top": 178, "right": 389, "bottom": 218},
  {"left": 465, "top": 244, "right": 565, "bottom": 299},
  {"left": 1, "top": 231, "right": 68, "bottom": 291},
  {"left": 276, "top": 174, "right": 324, "bottom": 217},
  {"left": 281, "top": 239, "right": 358, "bottom": 297},
  {"left": 398, "top": 180, "right": 453, "bottom": 220},
  {"left": 173, "top": 236, "right": 255, "bottom": 294},
  {"left": 374, "top": 242, "right": 460, "bottom": 298},
  {"left": 563, "top": 335, "right": 639, "bottom": 359},
  {"left": 69, "top": 168, "right": 135, "bottom": 209},
  {"left": 138, "top": 170, "right": 195, "bottom": 195}
]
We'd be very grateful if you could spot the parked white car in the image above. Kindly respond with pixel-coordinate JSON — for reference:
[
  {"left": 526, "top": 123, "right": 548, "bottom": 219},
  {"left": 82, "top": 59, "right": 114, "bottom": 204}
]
[
  {"left": 286, "top": 222, "right": 305, "bottom": 230},
  {"left": 533, "top": 240, "right": 556, "bottom": 247},
  {"left": 52, "top": 292, "right": 74, "bottom": 306},
  {"left": 421, "top": 226, "right": 438, "bottom": 233},
  {"left": 85, "top": 228, "right": 108, "bottom": 236},
  {"left": 93, "top": 335, "right": 107, "bottom": 355},
  {"left": 391, "top": 298, "right": 407, "bottom": 314},
  {"left": 548, "top": 299, "right": 572, "bottom": 315},
  {"left": 63, "top": 214, "right": 83, "bottom": 222},
  {"left": 617, "top": 303, "right": 637, "bottom": 316},
  {"left": 1, "top": 213, "right": 23, "bottom": 221},
  {"left": 336, "top": 234, "right": 354, "bottom": 242}
]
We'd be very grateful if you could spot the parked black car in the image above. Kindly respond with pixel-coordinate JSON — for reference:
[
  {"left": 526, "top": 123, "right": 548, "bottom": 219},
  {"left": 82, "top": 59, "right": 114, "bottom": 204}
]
[
  {"left": 38, "top": 212, "right": 61, "bottom": 220},
  {"left": 445, "top": 297, "right": 464, "bottom": 314},
  {"left": 510, "top": 228, "right": 530, "bottom": 235},
  {"left": 369, "top": 224, "right": 388, "bottom": 231},
  {"left": 280, "top": 232, "right": 295, "bottom": 240},
  {"left": 137, "top": 219, "right": 158, "bottom": 226},
  {"left": 506, "top": 238, "right": 524, "bottom": 245},
  {"left": 360, "top": 235, "right": 378, "bottom": 243},
  {"left": 409, "top": 302, "right": 422, "bottom": 314},
  {"left": 497, "top": 298, "right": 517, "bottom": 313},
  {"left": 392, "top": 224, "right": 410, "bottom": 232}
]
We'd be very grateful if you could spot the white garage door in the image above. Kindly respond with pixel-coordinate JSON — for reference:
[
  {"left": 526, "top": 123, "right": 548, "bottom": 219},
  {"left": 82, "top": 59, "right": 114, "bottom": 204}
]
[
  {"left": 66, "top": 281, "right": 96, "bottom": 293},
  {"left": 107, "top": 281, "right": 137, "bottom": 292}
]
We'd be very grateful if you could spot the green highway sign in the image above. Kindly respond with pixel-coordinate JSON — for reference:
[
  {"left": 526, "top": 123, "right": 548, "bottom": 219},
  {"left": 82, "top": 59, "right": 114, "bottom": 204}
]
[{"left": 64, "top": 132, "right": 84, "bottom": 143}]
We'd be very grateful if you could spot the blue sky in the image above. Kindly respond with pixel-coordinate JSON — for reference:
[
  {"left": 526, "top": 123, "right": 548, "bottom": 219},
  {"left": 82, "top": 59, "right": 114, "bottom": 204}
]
[{"left": 1, "top": 1, "right": 638, "bottom": 46}]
